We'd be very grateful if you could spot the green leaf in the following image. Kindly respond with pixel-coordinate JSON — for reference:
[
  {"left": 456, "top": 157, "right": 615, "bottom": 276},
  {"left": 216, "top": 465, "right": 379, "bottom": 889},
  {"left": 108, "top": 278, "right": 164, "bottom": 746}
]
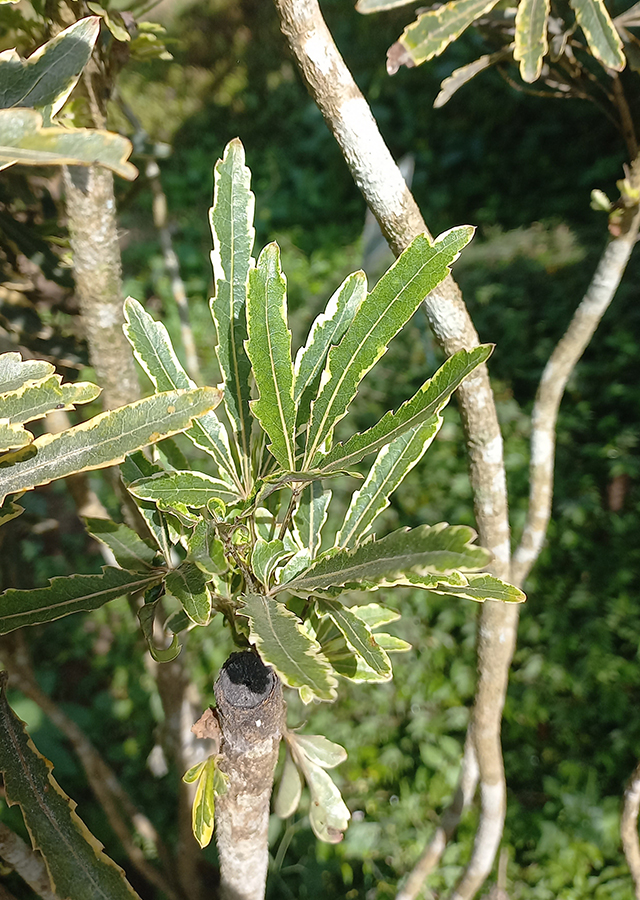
[
  {"left": 138, "top": 597, "right": 182, "bottom": 662},
  {"left": 246, "top": 243, "right": 297, "bottom": 470},
  {"left": 0, "top": 386, "right": 222, "bottom": 506},
  {"left": 87, "top": 3, "right": 131, "bottom": 42},
  {"left": 186, "top": 520, "right": 227, "bottom": 576},
  {"left": 514, "top": 0, "right": 550, "bottom": 82},
  {"left": 350, "top": 603, "right": 400, "bottom": 629},
  {"left": 129, "top": 470, "right": 239, "bottom": 508},
  {"left": 434, "top": 51, "right": 506, "bottom": 107},
  {"left": 288, "top": 735, "right": 350, "bottom": 843},
  {"left": 276, "top": 523, "right": 490, "bottom": 596},
  {"left": 0, "top": 352, "right": 53, "bottom": 393},
  {"left": 336, "top": 419, "right": 440, "bottom": 549},
  {"left": 84, "top": 517, "right": 158, "bottom": 572},
  {"left": 0, "top": 17, "right": 100, "bottom": 115},
  {"left": 209, "top": 138, "right": 255, "bottom": 475},
  {"left": 374, "top": 633, "right": 411, "bottom": 652},
  {"left": 183, "top": 755, "right": 227, "bottom": 849},
  {"left": 0, "top": 420, "right": 31, "bottom": 453},
  {"left": 120, "top": 452, "right": 168, "bottom": 554},
  {"left": 317, "top": 598, "right": 391, "bottom": 678},
  {"left": 240, "top": 593, "right": 337, "bottom": 702},
  {"left": 0, "top": 498, "right": 24, "bottom": 527},
  {"left": 304, "top": 228, "right": 474, "bottom": 466},
  {"left": 165, "top": 563, "right": 212, "bottom": 625},
  {"left": 569, "top": 0, "right": 625, "bottom": 70},
  {"left": 396, "top": 0, "right": 501, "bottom": 66},
  {"left": 317, "top": 345, "right": 492, "bottom": 474},
  {"left": 0, "top": 567, "right": 164, "bottom": 635},
  {"left": 294, "top": 272, "right": 365, "bottom": 428},
  {"left": 292, "top": 734, "right": 347, "bottom": 770},
  {"left": 274, "top": 748, "right": 302, "bottom": 818},
  {"left": 356, "top": 0, "right": 418, "bottom": 10},
  {"left": 427, "top": 572, "right": 526, "bottom": 603},
  {"left": 0, "top": 109, "right": 137, "bottom": 180},
  {"left": 0, "top": 673, "right": 142, "bottom": 900},
  {"left": 0, "top": 375, "right": 100, "bottom": 425},
  {"left": 123, "top": 297, "right": 239, "bottom": 488},
  {"left": 293, "top": 481, "right": 332, "bottom": 558},
  {"left": 251, "top": 539, "right": 290, "bottom": 586}
]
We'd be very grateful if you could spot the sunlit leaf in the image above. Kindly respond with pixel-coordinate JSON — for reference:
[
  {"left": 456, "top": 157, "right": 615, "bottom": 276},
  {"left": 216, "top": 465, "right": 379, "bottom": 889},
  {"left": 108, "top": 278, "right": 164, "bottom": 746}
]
[
  {"left": 120, "top": 452, "right": 168, "bottom": 554},
  {"left": 128, "top": 470, "right": 239, "bottom": 508},
  {"left": 182, "top": 755, "right": 227, "bottom": 849},
  {"left": 356, "top": 0, "right": 418, "bottom": 10},
  {"left": 0, "top": 352, "right": 53, "bottom": 393},
  {"left": 186, "top": 520, "right": 227, "bottom": 576},
  {"left": 317, "top": 597, "right": 391, "bottom": 677},
  {"left": 288, "top": 734, "right": 350, "bottom": 843},
  {"left": 514, "top": 0, "right": 550, "bottom": 82},
  {"left": 165, "top": 562, "right": 212, "bottom": 625},
  {"left": 0, "top": 375, "right": 100, "bottom": 425},
  {"left": 293, "top": 481, "right": 332, "bottom": 558},
  {"left": 427, "top": 572, "right": 526, "bottom": 603},
  {"left": 569, "top": 0, "right": 625, "bottom": 70},
  {"left": 434, "top": 51, "right": 507, "bottom": 107},
  {"left": 293, "top": 734, "right": 348, "bottom": 770},
  {"left": 0, "top": 419, "right": 31, "bottom": 453},
  {"left": 251, "top": 539, "right": 290, "bottom": 586}
]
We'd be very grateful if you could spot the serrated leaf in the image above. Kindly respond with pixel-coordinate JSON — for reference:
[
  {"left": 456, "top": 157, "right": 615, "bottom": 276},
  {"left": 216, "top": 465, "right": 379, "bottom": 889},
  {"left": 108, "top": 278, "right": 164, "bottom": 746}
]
[
  {"left": 246, "top": 243, "right": 297, "bottom": 470},
  {"left": 434, "top": 51, "right": 506, "bottom": 107},
  {"left": 316, "top": 345, "right": 492, "bottom": 474},
  {"left": 129, "top": 470, "right": 239, "bottom": 508},
  {"left": 0, "top": 419, "right": 31, "bottom": 453},
  {"left": 0, "top": 353, "right": 54, "bottom": 393},
  {"left": 165, "top": 563, "right": 212, "bottom": 625},
  {"left": 0, "top": 17, "right": 100, "bottom": 116},
  {"left": 251, "top": 539, "right": 290, "bottom": 586},
  {"left": 293, "top": 481, "right": 332, "bottom": 558},
  {"left": 0, "top": 109, "right": 137, "bottom": 180},
  {"left": 294, "top": 272, "right": 365, "bottom": 428},
  {"left": 274, "top": 748, "right": 303, "bottom": 818},
  {"left": 123, "top": 297, "right": 239, "bottom": 488},
  {"left": 240, "top": 593, "right": 337, "bottom": 701},
  {"left": 317, "top": 598, "right": 391, "bottom": 677},
  {"left": 84, "top": 517, "right": 158, "bottom": 571},
  {"left": 514, "top": 0, "right": 550, "bottom": 82},
  {"left": 569, "top": 0, "right": 625, "bottom": 70},
  {"left": 428, "top": 572, "right": 526, "bottom": 603},
  {"left": 304, "top": 229, "right": 474, "bottom": 466},
  {"left": 396, "top": 0, "right": 501, "bottom": 66},
  {"left": 0, "top": 375, "right": 100, "bottom": 425},
  {"left": 336, "top": 419, "right": 440, "bottom": 549},
  {"left": 209, "top": 138, "right": 255, "bottom": 475},
  {"left": 0, "top": 567, "right": 163, "bottom": 635},
  {"left": 276, "top": 523, "right": 489, "bottom": 596},
  {"left": 0, "top": 386, "right": 221, "bottom": 506},
  {"left": 0, "top": 673, "right": 142, "bottom": 900},
  {"left": 288, "top": 738, "right": 350, "bottom": 843},
  {"left": 292, "top": 733, "right": 347, "bottom": 769}
]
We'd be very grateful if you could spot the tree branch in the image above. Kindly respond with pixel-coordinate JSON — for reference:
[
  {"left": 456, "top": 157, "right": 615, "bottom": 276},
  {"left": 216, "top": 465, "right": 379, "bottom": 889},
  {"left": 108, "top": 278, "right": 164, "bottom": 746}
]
[
  {"left": 622, "top": 760, "right": 640, "bottom": 899},
  {"left": 272, "top": 3, "right": 515, "bottom": 898},
  {"left": 0, "top": 822, "right": 59, "bottom": 900}
]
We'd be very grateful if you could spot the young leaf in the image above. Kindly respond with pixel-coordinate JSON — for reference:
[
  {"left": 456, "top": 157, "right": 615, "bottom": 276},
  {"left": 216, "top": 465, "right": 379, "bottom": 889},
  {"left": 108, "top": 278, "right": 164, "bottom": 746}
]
[
  {"left": 0, "top": 109, "right": 137, "bottom": 180},
  {"left": 209, "top": 138, "right": 255, "bottom": 472},
  {"left": 569, "top": 0, "right": 625, "bottom": 70},
  {"left": 294, "top": 272, "right": 366, "bottom": 428},
  {"left": 317, "top": 598, "right": 391, "bottom": 678},
  {"left": 427, "top": 572, "right": 526, "bottom": 603},
  {"left": 240, "top": 593, "right": 337, "bottom": 702},
  {"left": 251, "top": 539, "right": 290, "bottom": 586},
  {"left": 0, "top": 17, "right": 100, "bottom": 115},
  {"left": 182, "top": 755, "right": 227, "bottom": 849},
  {"left": 0, "top": 386, "right": 222, "bottom": 506},
  {"left": 186, "top": 521, "right": 227, "bottom": 576},
  {"left": 128, "top": 470, "right": 239, "bottom": 508},
  {"left": 293, "top": 734, "right": 347, "bottom": 769},
  {"left": 246, "top": 243, "right": 297, "bottom": 470},
  {"left": 336, "top": 418, "right": 440, "bottom": 550},
  {"left": 288, "top": 736, "right": 350, "bottom": 843},
  {"left": 123, "top": 297, "right": 239, "bottom": 488},
  {"left": 293, "top": 481, "right": 332, "bottom": 558},
  {"left": 0, "top": 352, "right": 54, "bottom": 393},
  {"left": 304, "top": 228, "right": 474, "bottom": 466},
  {"left": 434, "top": 51, "right": 508, "bottom": 107},
  {"left": 165, "top": 563, "right": 212, "bottom": 625},
  {"left": 0, "top": 674, "right": 142, "bottom": 900},
  {"left": 138, "top": 598, "right": 182, "bottom": 662},
  {"left": 274, "top": 748, "right": 303, "bottom": 818},
  {"left": 0, "top": 375, "right": 100, "bottom": 425},
  {"left": 275, "top": 523, "right": 490, "bottom": 596},
  {"left": 514, "top": 0, "right": 550, "bottom": 82},
  {"left": 317, "top": 343, "right": 492, "bottom": 475},
  {"left": 393, "top": 0, "right": 501, "bottom": 67},
  {"left": 84, "top": 517, "right": 158, "bottom": 572},
  {"left": 0, "top": 567, "right": 164, "bottom": 635}
]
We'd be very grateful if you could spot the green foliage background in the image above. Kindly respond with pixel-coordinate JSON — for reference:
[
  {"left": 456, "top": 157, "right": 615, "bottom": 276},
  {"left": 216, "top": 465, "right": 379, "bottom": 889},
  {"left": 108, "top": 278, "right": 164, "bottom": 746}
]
[{"left": 1, "top": 0, "right": 639, "bottom": 898}]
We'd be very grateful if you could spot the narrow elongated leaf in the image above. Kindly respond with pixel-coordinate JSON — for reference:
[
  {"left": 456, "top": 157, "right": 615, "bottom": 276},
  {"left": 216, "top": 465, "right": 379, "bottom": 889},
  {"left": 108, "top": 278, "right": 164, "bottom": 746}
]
[
  {"left": 209, "top": 138, "right": 255, "bottom": 470},
  {"left": 84, "top": 517, "right": 158, "bottom": 571},
  {"left": 123, "top": 297, "right": 239, "bottom": 487},
  {"left": 396, "top": 0, "right": 501, "bottom": 66},
  {"left": 246, "top": 243, "right": 297, "bottom": 469},
  {"left": 294, "top": 481, "right": 332, "bottom": 558},
  {"left": 275, "top": 523, "right": 489, "bottom": 596},
  {"left": 166, "top": 563, "right": 212, "bottom": 625},
  {"left": 304, "top": 228, "right": 474, "bottom": 466},
  {"left": 0, "top": 567, "right": 163, "bottom": 635},
  {"left": 240, "top": 593, "right": 337, "bottom": 701},
  {"left": 357, "top": 0, "right": 418, "bottom": 10},
  {"left": 0, "top": 353, "right": 53, "bottom": 393},
  {"left": 317, "top": 598, "right": 391, "bottom": 677},
  {"left": 514, "top": 0, "right": 550, "bottom": 82},
  {"left": 434, "top": 51, "right": 507, "bottom": 107},
  {"left": 120, "top": 452, "right": 168, "bottom": 553},
  {"left": 0, "top": 109, "right": 137, "bottom": 180},
  {"left": 0, "top": 375, "right": 100, "bottom": 424},
  {"left": 274, "top": 748, "right": 303, "bottom": 818},
  {"left": 428, "top": 572, "right": 526, "bottom": 603},
  {"left": 0, "top": 386, "right": 221, "bottom": 506},
  {"left": 0, "top": 17, "right": 100, "bottom": 115},
  {"left": 569, "top": 0, "right": 625, "bottom": 70},
  {"left": 129, "top": 470, "right": 239, "bottom": 507},
  {"left": 317, "top": 345, "right": 491, "bottom": 474},
  {"left": 183, "top": 756, "right": 227, "bottom": 849},
  {"left": 0, "top": 674, "right": 142, "bottom": 900},
  {"left": 294, "top": 272, "right": 365, "bottom": 427},
  {"left": 336, "top": 419, "right": 440, "bottom": 549},
  {"left": 0, "top": 419, "right": 31, "bottom": 453}
]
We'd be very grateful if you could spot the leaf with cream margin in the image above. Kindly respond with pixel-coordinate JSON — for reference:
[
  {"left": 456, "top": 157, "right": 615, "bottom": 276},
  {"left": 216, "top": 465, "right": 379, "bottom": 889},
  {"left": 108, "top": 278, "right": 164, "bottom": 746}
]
[
  {"left": 0, "top": 375, "right": 100, "bottom": 425},
  {"left": 514, "top": 0, "right": 550, "bottom": 82},
  {"left": 183, "top": 755, "right": 227, "bottom": 849},
  {"left": 287, "top": 732, "right": 350, "bottom": 843},
  {"left": 569, "top": 0, "right": 625, "bottom": 70},
  {"left": 0, "top": 352, "right": 54, "bottom": 393}
]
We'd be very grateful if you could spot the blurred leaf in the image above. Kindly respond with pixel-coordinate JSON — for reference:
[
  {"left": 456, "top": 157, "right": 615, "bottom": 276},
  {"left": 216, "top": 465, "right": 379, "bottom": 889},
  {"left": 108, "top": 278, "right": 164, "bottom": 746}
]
[
  {"left": 434, "top": 51, "right": 507, "bottom": 107},
  {"left": 84, "top": 517, "right": 158, "bottom": 571},
  {"left": 356, "top": 0, "right": 418, "bottom": 10},
  {"left": 288, "top": 734, "right": 350, "bottom": 843},
  {"left": 165, "top": 562, "right": 212, "bottom": 625},
  {"left": 86, "top": 4, "right": 130, "bottom": 42},
  {"left": 569, "top": 0, "right": 625, "bottom": 70},
  {"left": 274, "top": 747, "right": 302, "bottom": 818},
  {"left": 514, "top": 0, "right": 550, "bottom": 82},
  {"left": 393, "top": 0, "right": 500, "bottom": 68}
]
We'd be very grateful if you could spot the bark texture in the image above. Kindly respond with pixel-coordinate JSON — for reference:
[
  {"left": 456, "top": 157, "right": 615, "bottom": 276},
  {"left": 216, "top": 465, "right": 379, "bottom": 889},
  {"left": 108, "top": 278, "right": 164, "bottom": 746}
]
[
  {"left": 622, "top": 760, "right": 640, "bottom": 900},
  {"left": 0, "top": 822, "right": 59, "bottom": 900},
  {"left": 214, "top": 652, "right": 285, "bottom": 900}
]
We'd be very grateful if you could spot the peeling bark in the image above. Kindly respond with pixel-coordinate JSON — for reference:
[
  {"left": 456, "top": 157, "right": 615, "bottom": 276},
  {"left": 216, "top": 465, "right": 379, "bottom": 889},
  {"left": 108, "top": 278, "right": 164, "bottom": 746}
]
[{"left": 214, "top": 652, "right": 284, "bottom": 900}]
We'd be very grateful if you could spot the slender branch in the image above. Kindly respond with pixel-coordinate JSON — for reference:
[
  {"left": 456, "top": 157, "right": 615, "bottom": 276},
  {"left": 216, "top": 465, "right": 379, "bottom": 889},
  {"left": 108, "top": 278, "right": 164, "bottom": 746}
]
[
  {"left": 622, "top": 760, "right": 640, "bottom": 899},
  {"left": 512, "top": 183, "right": 640, "bottom": 586},
  {"left": 273, "top": 4, "right": 515, "bottom": 898},
  {"left": 611, "top": 75, "right": 638, "bottom": 161},
  {"left": 0, "top": 822, "right": 59, "bottom": 900}
]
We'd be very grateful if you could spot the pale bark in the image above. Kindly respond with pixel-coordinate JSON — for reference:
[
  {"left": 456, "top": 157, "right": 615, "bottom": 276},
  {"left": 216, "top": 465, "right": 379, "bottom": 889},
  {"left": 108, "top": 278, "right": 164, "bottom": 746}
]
[
  {"left": 273, "top": 3, "right": 514, "bottom": 897},
  {"left": 0, "top": 822, "right": 59, "bottom": 900},
  {"left": 622, "top": 760, "right": 640, "bottom": 900},
  {"left": 214, "top": 652, "right": 285, "bottom": 900}
]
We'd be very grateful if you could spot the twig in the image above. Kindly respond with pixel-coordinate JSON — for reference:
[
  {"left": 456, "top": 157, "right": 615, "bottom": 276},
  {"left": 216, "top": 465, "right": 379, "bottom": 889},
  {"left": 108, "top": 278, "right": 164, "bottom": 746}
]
[
  {"left": 622, "top": 760, "right": 640, "bottom": 899},
  {"left": 0, "top": 822, "right": 59, "bottom": 900},
  {"left": 273, "top": 4, "right": 515, "bottom": 899}
]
